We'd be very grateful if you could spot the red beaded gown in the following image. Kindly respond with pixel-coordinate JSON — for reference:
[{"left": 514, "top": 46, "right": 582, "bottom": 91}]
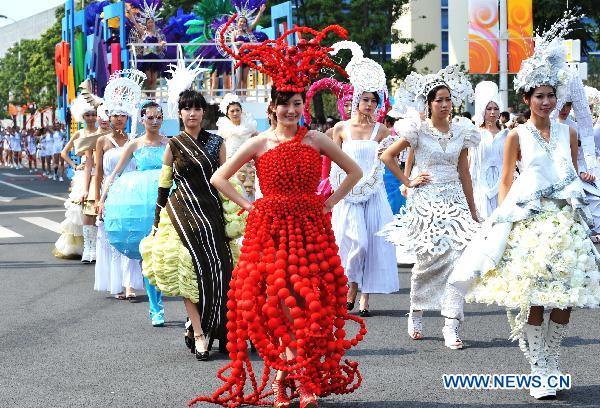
[{"left": 190, "top": 127, "right": 366, "bottom": 407}]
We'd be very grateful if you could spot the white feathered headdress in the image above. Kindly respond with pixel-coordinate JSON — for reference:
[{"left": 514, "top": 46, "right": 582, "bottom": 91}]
[
  {"left": 330, "top": 41, "right": 388, "bottom": 117},
  {"left": 70, "top": 94, "right": 96, "bottom": 123},
  {"left": 165, "top": 45, "right": 209, "bottom": 119},
  {"left": 219, "top": 93, "right": 241, "bottom": 115},
  {"left": 473, "top": 81, "right": 503, "bottom": 126}
]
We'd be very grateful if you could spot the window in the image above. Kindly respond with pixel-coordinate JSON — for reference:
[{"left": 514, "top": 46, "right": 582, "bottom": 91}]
[{"left": 441, "top": 0, "right": 449, "bottom": 67}]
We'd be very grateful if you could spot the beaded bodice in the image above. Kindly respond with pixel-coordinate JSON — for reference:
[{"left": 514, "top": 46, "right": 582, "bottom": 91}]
[{"left": 255, "top": 127, "right": 321, "bottom": 197}]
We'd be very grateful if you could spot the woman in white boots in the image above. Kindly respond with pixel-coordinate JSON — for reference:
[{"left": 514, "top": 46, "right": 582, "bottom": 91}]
[
  {"left": 450, "top": 17, "right": 600, "bottom": 399},
  {"left": 379, "top": 65, "right": 479, "bottom": 349}
]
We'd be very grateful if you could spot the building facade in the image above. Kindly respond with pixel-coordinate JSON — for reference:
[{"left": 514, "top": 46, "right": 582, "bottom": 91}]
[
  {"left": 0, "top": 7, "right": 59, "bottom": 58},
  {"left": 392, "top": 0, "right": 469, "bottom": 72}
]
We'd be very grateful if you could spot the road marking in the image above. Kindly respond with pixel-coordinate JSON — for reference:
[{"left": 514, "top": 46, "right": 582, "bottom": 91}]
[
  {"left": 0, "top": 209, "right": 64, "bottom": 215},
  {"left": 0, "top": 180, "right": 66, "bottom": 202},
  {"left": 0, "top": 196, "right": 16, "bottom": 203},
  {"left": 0, "top": 172, "right": 39, "bottom": 178},
  {"left": 20, "top": 217, "right": 62, "bottom": 233},
  {"left": 0, "top": 225, "right": 22, "bottom": 238}
]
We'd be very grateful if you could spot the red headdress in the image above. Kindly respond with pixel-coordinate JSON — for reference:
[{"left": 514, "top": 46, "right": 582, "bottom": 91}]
[
  {"left": 303, "top": 78, "right": 354, "bottom": 124},
  {"left": 219, "top": 14, "right": 349, "bottom": 93}
]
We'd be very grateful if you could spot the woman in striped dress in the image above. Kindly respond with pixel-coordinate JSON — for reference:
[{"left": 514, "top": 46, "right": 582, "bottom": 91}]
[{"left": 141, "top": 89, "right": 233, "bottom": 360}]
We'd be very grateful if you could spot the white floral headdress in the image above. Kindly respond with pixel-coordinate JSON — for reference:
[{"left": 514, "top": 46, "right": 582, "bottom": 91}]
[
  {"left": 513, "top": 13, "right": 577, "bottom": 98},
  {"left": 585, "top": 86, "right": 600, "bottom": 109},
  {"left": 219, "top": 93, "right": 241, "bottom": 115},
  {"left": 397, "top": 65, "right": 474, "bottom": 114},
  {"left": 165, "top": 45, "right": 209, "bottom": 119},
  {"left": 104, "top": 69, "right": 146, "bottom": 117},
  {"left": 330, "top": 41, "right": 388, "bottom": 117},
  {"left": 473, "top": 81, "right": 503, "bottom": 126}
]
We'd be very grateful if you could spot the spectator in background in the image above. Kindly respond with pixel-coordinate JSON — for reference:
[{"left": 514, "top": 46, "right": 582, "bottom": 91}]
[{"left": 500, "top": 111, "right": 510, "bottom": 128}]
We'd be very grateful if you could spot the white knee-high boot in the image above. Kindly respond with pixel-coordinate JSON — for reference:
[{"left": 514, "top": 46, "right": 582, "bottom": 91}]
[
  {"left": 524, "top": 323, "right": 556, "bottom": 399},
  {"left": 88, "top": 225, "right": 97, "bottom": 263},
  {"left": 545, "top": 320, "right": 568, "bottom": 388},
  {"left": 81, "top": 225, "right": 91, "bottom": 263}
]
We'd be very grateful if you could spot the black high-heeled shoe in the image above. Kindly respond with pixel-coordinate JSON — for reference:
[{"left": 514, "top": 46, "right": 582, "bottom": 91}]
[
  {"left": 359, "top": 309, "right": 371, "bottom": 317},
  {"left": 347, "top": 301, "right": 355, "bottom": 311}
]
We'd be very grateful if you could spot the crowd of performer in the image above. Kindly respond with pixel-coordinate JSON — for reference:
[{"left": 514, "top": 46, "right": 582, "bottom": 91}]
[
  {"left": 8, "top": 9, "right": 593, "bottom": 407},
  {"left": 0, "top": 125, "right": 68, "bottom": 180}
]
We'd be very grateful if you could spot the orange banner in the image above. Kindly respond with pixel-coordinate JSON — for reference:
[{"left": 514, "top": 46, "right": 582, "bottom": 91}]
[
  {"left": 468, "top": 0, "right": 499, "bottom": 74},
  {"left": 507, "top": 0, "right": 534, "bottom": 73}
]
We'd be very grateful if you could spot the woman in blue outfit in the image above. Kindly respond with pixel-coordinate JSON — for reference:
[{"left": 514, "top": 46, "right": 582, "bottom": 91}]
[
  {"left": 382, "top": 115, "right": 407, "bottom": 214},
  {"left": 100, "top": 101, "right": 168, "bottom": 326}
]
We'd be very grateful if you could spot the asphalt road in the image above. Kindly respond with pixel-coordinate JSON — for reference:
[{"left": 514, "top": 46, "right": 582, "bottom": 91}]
[{"left": 1, "top": 166, "right": 599, "bottom": 407}]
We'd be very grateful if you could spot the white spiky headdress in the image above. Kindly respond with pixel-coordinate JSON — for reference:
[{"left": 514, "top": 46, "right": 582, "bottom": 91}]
[
  {"left": 398, "top": 65, "right": 474, "bottom": 114},
  {"left": 474, "top": 81, "right": 503, "bottom": 126},
  {"left": 330, "top": 41, "right": 388, "bottom": 117},
  {"left": 136, "top": 0, "right": 162, "bottom": 24},
  {"left": 104, "top": 69, "right": 146, "bottom": 117},
  {"left": 219, "top": 93, "right": 241, "bottom": 115},
  {"left": 233, "top": 0, "right": 265, "bottom": 21},
  {"left": 513, "top": 13, "right": 577, "bottom": 98},
  {"left": 165, "top": 45, "right": 209, "bottom": 119},
  {"left": 70, "top": 94, "right": 97, "bottom": 123}
]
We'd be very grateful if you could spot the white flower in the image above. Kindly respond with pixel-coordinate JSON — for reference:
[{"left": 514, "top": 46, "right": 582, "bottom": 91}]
[{"left": 562, "top": 250, "right": 577, "bottom": 269}]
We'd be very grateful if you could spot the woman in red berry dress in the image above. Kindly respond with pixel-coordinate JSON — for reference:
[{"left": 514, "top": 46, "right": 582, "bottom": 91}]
[{"left": 189, "top": 17, "right": 366, "bottom": 408}]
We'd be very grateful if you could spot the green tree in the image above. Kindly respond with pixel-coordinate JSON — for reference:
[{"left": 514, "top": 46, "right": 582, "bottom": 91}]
[{"left": 296, "top": 0, "right": 434, "bottom": 121}]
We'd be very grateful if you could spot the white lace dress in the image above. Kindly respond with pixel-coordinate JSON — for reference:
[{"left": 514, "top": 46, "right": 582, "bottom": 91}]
[
  {"left": 217, "top": 114, "right": 257, "bottom": 201},
  {"left": 469, "top": 128, "right": 509, "bottom": 219},
  {"left": 330, "top": 122, "right": 399, "bottom": 294},
  {"left": 379, "top": 118, "right": 480, "bottom": 319}
]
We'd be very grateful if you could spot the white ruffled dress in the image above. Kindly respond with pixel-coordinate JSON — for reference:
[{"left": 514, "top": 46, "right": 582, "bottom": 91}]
[
  {"left": 217, "top": 114, "right": 257, "bottom": 201},
  {"left": 450, "top": 121, "right": 600, "bottom": 338},
  {"left": 379, "top": 118, "right": 480, "bottom": 319},
  {"left": 53, "top": 170, "right": 85, "bottom": 258}
]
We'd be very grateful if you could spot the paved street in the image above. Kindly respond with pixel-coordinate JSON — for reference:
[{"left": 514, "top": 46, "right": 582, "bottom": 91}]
[{"left": 1, "top": 167, "right": 599, "bottom": 408}]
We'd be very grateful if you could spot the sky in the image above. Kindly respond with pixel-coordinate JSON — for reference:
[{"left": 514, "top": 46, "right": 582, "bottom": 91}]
[{"left": 0, "top": 0, "right": 65, "bottom": 28}]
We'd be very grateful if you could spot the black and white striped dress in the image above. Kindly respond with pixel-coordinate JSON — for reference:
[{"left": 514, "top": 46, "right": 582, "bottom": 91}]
[{"left": 167, "top": 131, "right": 233, "bottom": 339}]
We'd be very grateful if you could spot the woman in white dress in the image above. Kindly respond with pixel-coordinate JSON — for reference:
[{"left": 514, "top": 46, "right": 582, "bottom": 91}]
[
  {"left": 450, "top": 20, "right": 600, "bottom": 399},
  {"left": 53, "top": 97, "right": 98, "bottom": 259},
  {"left": 216, "top": 93, "right": 258, "bottom": 200},
  {"left": 470, "top": 81, "right": 509, "bottom": 219},
  {"left": 11, "top": 131, "right": 22, "bottom": 169},
  {"left": 330, "top": 42, "right": 399, "bottom": 317},
  {"left": 94, "top": 117, "right": 142, "bottom": 299},
  {"left": 51, "top": 126, "right": 65, "bottom": 181},
  {"left": 42, "top": 129, "right": 53, "bottom": 176},
  {"left": 379, "top": 65, "right": 479, "bottom": 349}
]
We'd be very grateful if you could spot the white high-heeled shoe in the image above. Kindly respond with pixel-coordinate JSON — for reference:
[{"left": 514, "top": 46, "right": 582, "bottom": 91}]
[
  {"left": 407, "top": 311, "right": 423, "bottom": 340},
  {"left": 442, "top": 318, "right": 463, "bottom": 350}
]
